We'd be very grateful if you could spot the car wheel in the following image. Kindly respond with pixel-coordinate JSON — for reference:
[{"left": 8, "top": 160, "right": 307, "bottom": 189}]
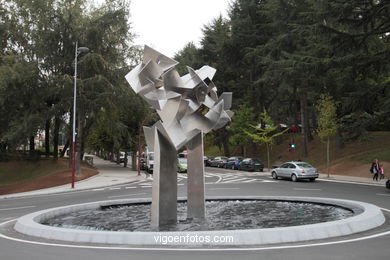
[
  {"left": 309, "top": 178, "right": 315, "bottom": 182},
  {"left": 260, "top": 168, "right": 264, "bottom": 172},
  {"left": 272, "top": 171, "right": 278, "bottom": 179},
  {"left": 291, "top": 174, "right": 298, "bottom": 182}
]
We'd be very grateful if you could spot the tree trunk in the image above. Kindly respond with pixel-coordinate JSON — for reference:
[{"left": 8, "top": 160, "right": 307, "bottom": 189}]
[
  {"left": 29, "top": 135, "right": 35, "bottom": 155},
  {"left": 327, "top": 136, "right": 330, "bottom": 178},
  {"left": 300, "top": 93, "right": 309, "bottom": 158},
  {"left": 336, "top": 129, "right": 344, "bottom": 149},
  {"left": 53, "top": 117, "right": 60, "bottom": 159},
  {"left": 293, "top": 86, "right": 300, "bottom": 126},
  {"left": 222, "top": 140, "right": 230, "bottom": 157},
  {"left": 131, "top": 147, "right": 137, "bottom": 170},
  {"left": 45, "top": 119, "right": 51, "bottom": 157},
  {"left": 124, "top": 151, "right": 128, "bottom": 167},
  {"left": 266, "top": 143, "right": 270, "bottom": 172},
  {"left": 116, "top": 150, "right": 120, "bottom": 164},
  {"left": 61, "top": 138, "right": 70, "bottom": 158}
]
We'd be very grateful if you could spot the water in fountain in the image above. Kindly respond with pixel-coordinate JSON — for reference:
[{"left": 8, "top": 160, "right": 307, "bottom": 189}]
[{"left": 42, "top": 200, "right": 359, "bottom": 232}]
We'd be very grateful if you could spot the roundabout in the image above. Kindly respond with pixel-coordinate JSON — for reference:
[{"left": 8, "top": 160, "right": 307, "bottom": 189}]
[
  {"left": 1, "top": 164, "right": 390, "bottom": 259},
  {"left": 12, "top": 196, "right": 385, "bottom": 247}
]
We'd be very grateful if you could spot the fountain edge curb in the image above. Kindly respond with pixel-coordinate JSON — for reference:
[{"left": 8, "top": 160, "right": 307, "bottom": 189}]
[{"left": 14, "top": 196, "right": 385, "bottom": 246}]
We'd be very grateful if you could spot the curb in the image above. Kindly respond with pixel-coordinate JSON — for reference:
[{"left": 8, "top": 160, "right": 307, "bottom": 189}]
[
  {"left": 0, "top": 174, "right": 145, "bottom": 200},
  {"left": 14, "top": 196, "right": 385, "bottom": 247}
]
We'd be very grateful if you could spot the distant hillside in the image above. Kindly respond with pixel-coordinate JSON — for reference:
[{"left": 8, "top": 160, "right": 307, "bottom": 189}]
[{"left": 205, "top": 131, "right": 390, "bottom": 178}]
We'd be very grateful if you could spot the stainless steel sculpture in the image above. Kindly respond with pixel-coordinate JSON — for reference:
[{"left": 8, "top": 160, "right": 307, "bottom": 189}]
[{"left": 125, "top": 46, "right": 233, "bottom": 228}]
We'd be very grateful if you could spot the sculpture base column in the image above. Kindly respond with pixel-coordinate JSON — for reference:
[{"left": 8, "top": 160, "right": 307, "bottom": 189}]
[
  {"left": 186, "top": 131, "right": 205, "bottom": 220},
  {"left": 151, "top": 129, "right": 178, "bottom": 228}
]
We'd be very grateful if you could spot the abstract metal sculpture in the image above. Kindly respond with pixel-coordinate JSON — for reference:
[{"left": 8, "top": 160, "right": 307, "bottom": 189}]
[{"left": 125, "top": 46, "right": 233, "bottom": 228}]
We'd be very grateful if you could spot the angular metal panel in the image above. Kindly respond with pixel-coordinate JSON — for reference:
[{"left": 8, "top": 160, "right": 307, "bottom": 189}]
[
  {"left": 187, "top": 131, "right": 205, "bottom": 220},
  {"left": 218, "top": 92, "right": 233, "bottom": 110},
  {"left": 143, "top": 45, "right": 178, "bottom": 72},
  {"left": 143, "top": 126, "right": 155, "bottom": 152},
  {"left": 138, "top": 59, "right": 163, "bottom": 87},
  {"left": 151, "top": 128, "right": 178, "bottom": 228}
]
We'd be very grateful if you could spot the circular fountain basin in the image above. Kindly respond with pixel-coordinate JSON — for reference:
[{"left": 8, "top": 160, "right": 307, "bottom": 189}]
[
  {"left": 14, "top": 196, "right": 385, "bottom": 246},
  {"left": 41, "top": 200, "right": 357, "bottom": 232}
]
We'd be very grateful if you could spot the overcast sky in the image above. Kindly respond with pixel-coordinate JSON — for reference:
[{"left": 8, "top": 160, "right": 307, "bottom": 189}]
[{"left": 129, "top": 0, "right": 230, "bottom": 57}]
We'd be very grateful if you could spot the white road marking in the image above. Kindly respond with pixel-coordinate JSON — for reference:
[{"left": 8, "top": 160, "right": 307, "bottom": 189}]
[
  {"left": 1, "top": 217, "right": 390, "bottom": 251},
  {"left": 222, "top": 176, "right": 239, "bottom": 180},
  {"left": 294, "top": 188, "right": 322, "bottom": 191},
  {"left": 376, "top": 193, "right": 390, "bottom": 197},
  {"left": 0, "top": 205, "right": 36, "bottom": 211},
  {"left": 107, "top": 193, "right": 147, "bottom": 198},
  {"left": 223, "top": 178, "right": 250, "bottom": 183},
  {"left": 261, "top": 180, "right": 278, "bottom": 183},
  {"left": 241, "top": 179, "right": 258, "bottom": 183},
  {"left": 125, "top": 187, "right": 136, "bottom": 189},
  {"left": 209, "top": 188, "right": 240, "bottom": 190},
  {"left": 92, "top": 188, "right": 105, "bottom": 191},
  {"left": 205, "top": 172, "right": 223, "bottom": 183},
  {"left": 109, "top": 188, "right": 121, "bottom": 190}
]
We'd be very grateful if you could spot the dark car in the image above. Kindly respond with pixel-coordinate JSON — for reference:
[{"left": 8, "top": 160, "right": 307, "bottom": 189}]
[
  {"left": 225, "top": 156, "right": 244, "bottom": 170},
  {"left": 209, "top": 156, "right": 228, "bottom": 168},
  {"left": 239, "top": 158, "right": 264, "bottom": 172},
  {"left": 204, "top": 156, "right": 213, "bottom": 167}
]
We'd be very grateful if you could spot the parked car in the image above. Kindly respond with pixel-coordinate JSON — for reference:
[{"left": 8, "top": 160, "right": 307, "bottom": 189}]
[
  {"left": 271, "top": 161, "right": 318, "bottom": 182},
  {"left": 205, "top": 156, "right": 213, "bottom": 167},
  {"left": 203, "top": 156, "right": 209, "bottom": 166},
  {"left": 119, "top": 152, "right": 126, "bottom": 163},
  {"left": 209, "top": 156, "right": 228, "bottom": 168},
  {"left": 146, "top": 151, "right": 154, "bottom": 174},
  {"left": 386, "top": 179, "right": 390, "bottom": 190},
  {"left": 140, "top": 157, "right": 147, "bottom": 170},
  {"left": 239, "top": 158, "right": 264, "bottom": 172},
  {"left": 177, "top": 157, "right": 188, "bottom": 173},
  {"left": 225, "top": 156, "right": 244, "bottom": 170}
]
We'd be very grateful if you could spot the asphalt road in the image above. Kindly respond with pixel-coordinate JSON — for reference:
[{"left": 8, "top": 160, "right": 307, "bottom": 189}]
[{"left": 1, "top": 167, "right": 390, "bottom": 260}]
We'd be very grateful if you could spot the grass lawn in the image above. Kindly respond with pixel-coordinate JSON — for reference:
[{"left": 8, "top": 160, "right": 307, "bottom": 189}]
[
  {"left": 351, "top": 148, "right": 390, "bottom": 164},
  {"left": 0, "top": 158, "right": 69, "bottom": 186}
]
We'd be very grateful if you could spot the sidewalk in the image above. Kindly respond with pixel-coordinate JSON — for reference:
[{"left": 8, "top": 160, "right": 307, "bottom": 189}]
[
  {"left": 318, "top": 173, "right": 388, "bottom": 186},
  {"left": 0, "top": 155, "right": 145, "bottom": 199}
]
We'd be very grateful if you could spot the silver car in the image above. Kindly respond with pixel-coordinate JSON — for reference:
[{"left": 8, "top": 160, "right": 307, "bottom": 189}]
[{"left": 271, "top": 161, "right": 318, "bottom": 182}]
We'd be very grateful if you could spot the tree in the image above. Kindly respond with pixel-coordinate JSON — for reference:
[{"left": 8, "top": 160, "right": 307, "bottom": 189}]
[
  {"left": 174, "top": 42, "right": 202, "bottom": 75},
  {"left": 1, "top": 0, "right": 145, "bottom": 167},
  {"left": 245, "top": 111, "right": 288, "bottom": 171},
  {"left": 228, "top": 104, "right": 255, "bottom": 157},
  {"left": 316, "top": 93, "right": 338, "bottom": 178}
]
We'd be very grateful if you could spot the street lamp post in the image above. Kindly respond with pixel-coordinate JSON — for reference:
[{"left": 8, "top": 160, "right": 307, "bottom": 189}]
[{"left": 71, "top": 42, "right": 89, "bottom": 189}]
